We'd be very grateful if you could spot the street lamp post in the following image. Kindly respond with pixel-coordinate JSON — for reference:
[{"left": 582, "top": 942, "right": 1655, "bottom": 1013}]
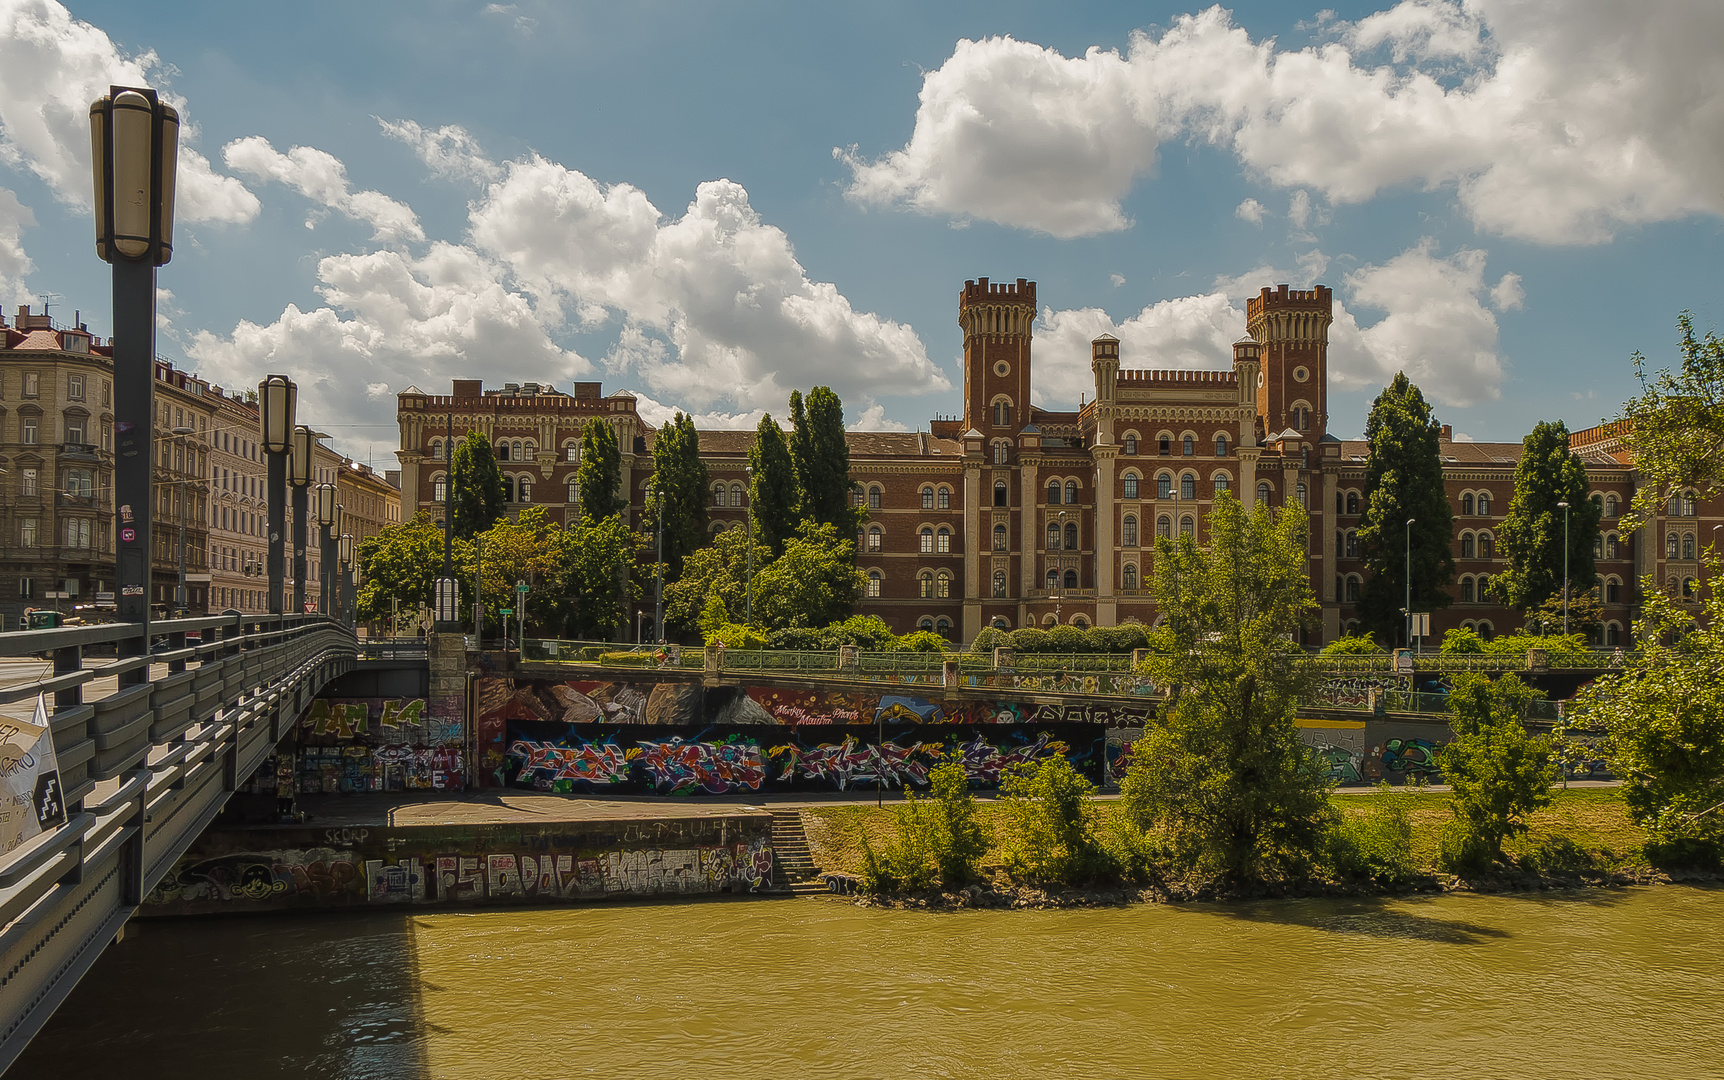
[
  {"left": 339, "top": 533, "right": 355, "bottom": 629},
  {"left": 257, "top": 375, "right": 296, "bottom": 616},
  {"left": 1405, "top": 517, "right": 1416, "bottom": 649},
  {"left": 1556, "top": 500, "right": 1571, "bottom": 637},
  {"left": 90, "top": 85, "right": 178, "bottom": 679},
  {"left": 289, "top": 425, "right": 315, "bottom": 614},
  {"left": 316, "top": 482, "right": 337, "bottom": 617}
]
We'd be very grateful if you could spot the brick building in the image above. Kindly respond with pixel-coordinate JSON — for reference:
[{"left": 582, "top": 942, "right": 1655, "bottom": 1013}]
[{"left": 395, "top": 277, "right": 1696, "bottom": 646}]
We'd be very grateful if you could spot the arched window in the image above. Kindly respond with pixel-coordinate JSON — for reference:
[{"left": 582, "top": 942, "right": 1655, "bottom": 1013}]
[
  {"left": 433, "top": 477, "right": 447, "bottom": 503},
  {"left": 1181, "top": 474, "right": 1196, "bottom": 500},
  {"left": 1346, "top": 491, "right": 1359, "bottom": 515},
  {"left": 517, "top": 476, "right": 532, "bottom": 503},
  {"left": 713, "top": 485, "right": 728, "bottom": 508},
  {"left": 495, "top": 441, "right": 510, "bottom": 462},
  {"left": 1215, "top": 434, "right": 1228, "bottom": 457},
  {"left": 1683, "top": 577, "right": 1697, "bottom": 599},
  {"left": 867, "top": 526, "right": 883, "bottom": 552},
  {"left": 1158, "top": 435, "right": 1171, "bottom": 455},
  {"left": 992, "top": 400, "right": 1012, "bottom": 427},
  {"left": 937, "top": 571, "right": 952, "bottom": 599},
  {"left": 1295, "top": 483, "right": 1307, "bottom": 508},
  {"left": 1046, "top": 569, "right": 1059, "bottom": 590},
  {"left": 1124, "top": 434, "right": 1138, "bottom": 455},
  {"left": 1180, "top": 515, "right": 1195, "bottom": 537},
  {"left": 1065, "top": 522, "right": 1079, "bottom": 550},
  {"left": 993, "top": 570, "right": 1008, "bottom": 598},
  {"left": 1461, "top": 493, "right": 1474, "bottom": 515},
  {"left": 1684, "top": 534, "right": 1696, "bottom": 560},
  {"left": 920, "top": 527, "right": 934, "bottom": 553},
  {"left": 993, "top": 524, "right": 1008, "bottom": 551},
  {"left": 1668, "top": 532, "right": 1679, "bottom": 558},
  {"left": 1047, "top": 524, "right": 1061, "bottom": 551},
  {"left": 514, "top": 440, "right": 526, "bottom": 461},
  {"left": 1257, "top": 482, "right": 1272, "bottom": 506},
  {"left": 1066, "top": 480, "right": 1078, "bottom": 504},
  {"left": 1605, "top": 494, "right": 1618, "bottom": 517},
  {"left": 919, "top": 572, "right": 934, "bottom": 599},
  {"left": 1480, "top": 533, "right": 1494, "bottom": 559},
  {"left": 1123, "top": 516, "right": 1138, "bottom": 547},
  {"left": 936, "top": 618, "right": 953, "bottom": 638},
  {"left": 1123, "top": 564, "right": 1138, "bottom": 590},
  {"left": 1606, "top": 579, "right": 1620, "bottom": 604},
  {"left": 1123, "top": 474, "right": 1139, "bottom": 500},
  {"left": 921, "top": 486, "right": 935, "bottom": 510},
  {"left": 1478, "top": 574, "right": 1491, "bottom": 601},
  {"left": 1682, "top": 491, "right": 1698, "bottom": 517},
  {"left": 1048, "top": 480, "right": 1061, "bottom": 504},
  {"left": 1462, "top": 534, "right": 1475, "bottom": 558},
  {"left": 1606, "top": 622, "right": 1620, "bottom": 646},
  {"left": 1606, "top": 533, "right": 1618, "bottom": 558},
  {"left": 937, "top": 527, "right": 951, "bottom": 553},
  {"left": 868, "top": 485, "right": 883, "bottom": 510},
  {"left": 938, "top": 487, "right": 951, "bottom": 510},
  {"left": 1214, "top": 476, "right": 1231, "bottom": 494},
  {"left": 1345, "top": 531, "right": 1359, "bottom": 558},
  {"left": 1594, "top": 535, "right": 1604, "bottom": 558},
  {"left": 1345, "top": 576, "right": 1361, "bottom": 602},
  {"left": 1293, "top": 405, "right": 1309, "bottom": 431},
  {"left": 565, "top": 441, "right": 579, "bottom": 462},
  {"left": 731, "top": 483, "right": 744, "bottom": 505},
  {"left": 1461, "top": 577, "right": 1475, "bottom": 603},
  {"left": 1183, "top": 434, "right": 1194, "bottom": 456},
  {"left": 994, "top": 481, "right": 1008, "bottom": 507},
  {"left": 1477, "top": 493, "right": 1492, "bottom": 516},
  {"left": 1063, "top": 569, "right": 1079, "bottom": 590},
  {"left": 1590, "top": 494, "right": 1604, "bottom": 516},
  {"left": 919, "top": 618, "right": 935, "bottom": 633},
  {"left": 431, "top": 439, "right": 444, "bottom": 461},
  {"left": 993, "top": 441, "right": 1009, "bottom": 466},
  {"left": 1478, "top": 621, "right": 1495, "bottom": 640},
  {"left": 867, "top": 571, "right": 881, "bottom": 598},
  {"left": 1157, "top": 474, "right": 1173, "bottom": 500}
]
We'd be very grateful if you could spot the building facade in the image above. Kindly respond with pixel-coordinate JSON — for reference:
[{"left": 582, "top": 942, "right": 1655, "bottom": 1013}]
[{"left": 395, "top": 277, "right": 1697, "bottom": 646}]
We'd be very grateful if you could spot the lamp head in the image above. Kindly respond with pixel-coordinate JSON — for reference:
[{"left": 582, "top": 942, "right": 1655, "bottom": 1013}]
[
  {"left": 89, "top": 86, "right": 178, "bottom": 266},
  {"left": 316, "top": 482, "right": 337, "bottom": 527},
  {"left": 258, "top": 375, "right": 296, "bottom": 452},
  {"left": 288, "top": 425, "right": 315, "bottom": 487}
]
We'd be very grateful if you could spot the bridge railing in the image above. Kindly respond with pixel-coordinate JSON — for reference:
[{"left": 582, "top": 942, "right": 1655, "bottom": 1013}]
[{"left": 0, "top": 612, "right": 358, "bottom": 1071}]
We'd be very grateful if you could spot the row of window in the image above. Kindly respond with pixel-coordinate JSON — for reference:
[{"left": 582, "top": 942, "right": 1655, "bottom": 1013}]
[
  {"left": 2, "top": 372, "right": 109, "bottom": 404},
  {"left": 1118, "top": 433, "right": 1233, "bottom": 457},
  {"left": 429, "top": 437, "right": 582, "bottom": 464},
  {"left": 13, "top": 516, "right": 99, "bottom": 549}
]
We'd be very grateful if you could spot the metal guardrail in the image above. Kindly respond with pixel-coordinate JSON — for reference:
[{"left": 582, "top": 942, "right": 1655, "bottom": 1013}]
[
  {"left": 356, "top": 639, "right": 428, "bottom": 661},
  {"left": 0, "top": 612, "right": 357, "bottom": 1071}
]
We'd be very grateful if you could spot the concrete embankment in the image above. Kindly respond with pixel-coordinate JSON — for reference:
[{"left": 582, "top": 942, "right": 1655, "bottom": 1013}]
[{"left": 140, "top": 794, "right": 778, "bottom": 915}]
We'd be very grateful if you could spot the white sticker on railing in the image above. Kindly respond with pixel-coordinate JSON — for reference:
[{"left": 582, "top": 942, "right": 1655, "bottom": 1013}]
[{"left": 0, "top": 694, "right": 66, "bottom": 851}]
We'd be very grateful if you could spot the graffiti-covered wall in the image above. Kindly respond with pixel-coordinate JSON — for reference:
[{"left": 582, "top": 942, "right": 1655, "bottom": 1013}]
[
  {"left": 475, "top": 676, "right": 1143, "bottom": 794},
  {"left": 143, "top": 814, "right": 774, "bottom": 915},
  {"left": 242, "top": 697, "right": 464, "bottom": 797}
]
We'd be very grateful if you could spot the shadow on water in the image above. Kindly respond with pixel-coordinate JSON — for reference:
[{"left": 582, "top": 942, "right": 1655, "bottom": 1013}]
[
  {"left": 9, "top": 911, "right": 431, "bottom": 1080},
  {"left": 1207, "top": 885, "right": 1638, "bottom": 945}
]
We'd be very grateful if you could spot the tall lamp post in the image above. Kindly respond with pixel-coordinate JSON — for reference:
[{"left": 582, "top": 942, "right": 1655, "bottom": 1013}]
[
  {"left": 90, "top": 86, "right": 178, "bottom": 675},
  {"left": 339, "top": 533, "right": 355, "bottom": 629},
  {"left": 330, "top": 503, "right": 345, "bottom": 621},
  {"left": 316, "top": 482, "right": 337, "bottom": 617},
  {"left": 1405, "top": 517, "right": 1416, "bottom": 649},
  {"left": 257, "top": 375, "right": 296, "bottom": 616},
  {"left": 288, "top": 424, "right": 315, "bottom": 614},
  {"left": 1556, "top": 500, "right": 1571, "bottom": 637},
  {"left": 744, "top": 465, "right": 755, "bottom": 626}
]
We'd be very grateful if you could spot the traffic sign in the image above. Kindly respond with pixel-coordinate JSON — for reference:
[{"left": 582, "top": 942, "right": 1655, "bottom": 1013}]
[
  {"left": 500, "top": 608, "right": 513, "bottom": 616},
  {"left": 516, "top": 581, "right": 528, "bottom": 594}
]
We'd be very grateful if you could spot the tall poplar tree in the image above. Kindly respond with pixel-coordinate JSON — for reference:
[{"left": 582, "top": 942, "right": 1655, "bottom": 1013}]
[
  {"left": 787, "top": 389, "right": 812, "bottom": 513},
  {"left": 650, "top": 412, "right": 709, "bottom": 580},
  {"left": 749, "top": 412, "right": 798, "bottom": 557},
  {"left": 1356, "top": 373, "right": 1455, "bottom": 644},
  {"left": 1496, "top": 420, "right": 1601, "bottom": 613},
  {"left": 793, "top": 386, "right": 859, "bottom": 535},
  {"left": 575, "top": 419, "right": 625, "bottom": 523},
  {"left": 449, "top": 431, "right": 506, "bottom": 537}
]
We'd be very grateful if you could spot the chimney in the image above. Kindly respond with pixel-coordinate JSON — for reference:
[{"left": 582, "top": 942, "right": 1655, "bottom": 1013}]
[{"left": 1440, "top": 424, "right": 1452, "bottom": 443}]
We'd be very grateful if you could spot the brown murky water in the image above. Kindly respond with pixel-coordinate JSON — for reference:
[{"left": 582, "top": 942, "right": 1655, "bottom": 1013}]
[{"left": 13, "top": 886, "right": 1724, "bottom": 1079}]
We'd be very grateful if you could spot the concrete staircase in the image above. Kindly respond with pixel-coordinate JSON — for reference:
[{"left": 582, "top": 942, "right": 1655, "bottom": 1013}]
[{"left": 770, "top": 809, "right": 827, "bottom": 896}]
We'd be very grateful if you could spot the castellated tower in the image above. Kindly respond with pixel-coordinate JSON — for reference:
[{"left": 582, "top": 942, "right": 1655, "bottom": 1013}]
[
  {"left": 1246, "top": 284, "right": 1332, "bottom": 445},
  {"left": 959, "top": 277, "right": 1036, "bottom": 436}
]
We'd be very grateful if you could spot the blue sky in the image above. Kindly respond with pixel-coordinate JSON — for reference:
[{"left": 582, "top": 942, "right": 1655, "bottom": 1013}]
[{"left": 0, "top": 0, "right": 1719, "bottom": 463}]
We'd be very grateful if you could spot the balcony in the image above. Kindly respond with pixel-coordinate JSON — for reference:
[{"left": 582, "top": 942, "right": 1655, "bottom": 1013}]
[{"left": 58, "top": 442, "right": 101, "bottom": 463}]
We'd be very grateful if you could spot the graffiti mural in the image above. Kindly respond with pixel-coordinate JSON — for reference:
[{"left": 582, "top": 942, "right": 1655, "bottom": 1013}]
[
  {"left": 1377, "top": 737, "right": 1443, "bottom": 779},
  {"left": 1308, "top": 674, "right": 1412, "bottom": 710},
  {"left": 267, "top": 697, "right": 464, "bottom": 795},
  {"left": 146, "top": 847, "right": 368, "bottom": 905}
]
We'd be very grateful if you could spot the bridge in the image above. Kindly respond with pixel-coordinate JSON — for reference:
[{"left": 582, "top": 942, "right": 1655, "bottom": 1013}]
[{"left": 0, "top": 613, "right": 357, "bottom": 1071}]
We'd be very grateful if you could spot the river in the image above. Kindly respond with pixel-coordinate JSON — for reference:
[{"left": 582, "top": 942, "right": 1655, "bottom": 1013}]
[{"left": 12, "top": 886, "right": 1722, "bottom": 1079}]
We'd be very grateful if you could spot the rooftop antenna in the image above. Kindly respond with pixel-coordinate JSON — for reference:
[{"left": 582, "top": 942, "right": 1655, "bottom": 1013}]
[{"left": 37, "top": 292, "right": 62, "bottom": 323}]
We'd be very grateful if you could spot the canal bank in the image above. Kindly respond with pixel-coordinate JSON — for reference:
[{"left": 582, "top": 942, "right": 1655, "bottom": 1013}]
[{"left": 141, "top": 793, "right": 781, "bottom": 915}]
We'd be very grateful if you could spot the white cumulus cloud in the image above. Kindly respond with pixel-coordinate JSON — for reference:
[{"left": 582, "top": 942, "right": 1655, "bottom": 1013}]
[
  {"left": 841, "top": 1, "right": 1724, "bottom": 244},
  {"left": 223, "top": 136, "right": 423, "bottom": 243},
  {"left": 0, "top": 186, "right": 34, "bottom": 304},
  {"left": 0, "top": 0, "right": 258, "bottom": 224},
  {"left": 1235, "top": 197, "right": 1266, "bottom": 224}
]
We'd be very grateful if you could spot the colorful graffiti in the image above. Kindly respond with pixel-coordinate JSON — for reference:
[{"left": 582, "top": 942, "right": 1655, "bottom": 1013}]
[
  {"left": 288, "top": 697, "right": 464, "bottom": 793},
  {"left": 507, "top": 739, "right": 632, "bottom": 789},
  {"left": 1308, "top": 674, "right": 1411, "bottom": 710},
  {"left": 1105, "top": 727, "right": 1143, "bottom": 781},
  {"left": 146, "top": 847, "right": 367, "bottom": 905},
  {"left": 635, "top": 737, "right": 768, "bottom": 795},
  {"left": 1378, "top": 737, "right": 1443, "bottom": 779}
]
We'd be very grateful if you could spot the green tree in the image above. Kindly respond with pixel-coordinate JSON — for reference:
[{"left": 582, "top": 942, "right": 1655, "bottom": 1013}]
[
  {"left": 449, "top": 431, "right": 506, "bottom": 537},
  {"left": 1523, "top": 587, "right": 1604, "bottom": 638},
  {"left": 751, "top": 521, "right": 865, "bottom": 629},
  {"left": 565, "top": 513, "right": 638, "bottom": 640},
  {"left": 748, "top": 412, "right": 799, "bottom": 557},
  {"left": 1356, "top": 373, "right": 1456, "bottom": 644},
  {"left": 472, "top": 507, "right": 572, "bottom": 636},
  {"left": 1496, "top": 421, "right": 1601, "bottom": 613},
  {"left": 1570, "top": 564, "right": 1724, "bottom": 866},
  {"left": 355, "top": 512, "right": 465, "bottom": 623},
  {"left": 860, "top": 762, "right": 991, "bottom": 893},
  {"left": 662, "top": 527, "right": 770, "bottom": 630},
  {"left": 648, "top": 412, "right": 709, "bottom": 581},
  {"left": 998, "top": 757, "right": 1104, "bottom": 884},
  {"left": 1620, "top": 312, "right": 1724, "bottom": 530},
  {"left": 789, "top": 386, "right": 860, "bottom": 537},
  {"left": 1436, "top": 674, "right": 1556, "bottom": 873},
  {"left": 575, "top": 419, "right": 625, "bottom": 524},
  {"left": 1121, "top": 492, "right": 1333, "bottom": 883}
]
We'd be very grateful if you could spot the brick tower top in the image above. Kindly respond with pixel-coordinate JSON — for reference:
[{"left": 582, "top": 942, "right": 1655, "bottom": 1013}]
[
  {"left": 959, "top": 277, "right": 1037, "bottom": 444},
  {"left": 1246, "top": 284, "right": 1332, "bottom": 447},
  {"left": 960, "top": 276, "right": 1036, "bottom": 312},
  {"left": 1245, "top": 284, "right": 1333, "bottom": 335}
]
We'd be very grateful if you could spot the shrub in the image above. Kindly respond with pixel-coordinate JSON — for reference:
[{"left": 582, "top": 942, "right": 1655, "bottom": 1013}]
[
  {"left": 708, "top": 622, "right": 768, "bottom": 649},
  {"left": 1322, "top": 634, "right": 1383, "bottom": 655},
  {"left": 897, "top": 630, "right": 949, "bottom": 653},
  {"left": 1441, "top": 627, "right": 1486, "bottom": 654},
  {"left": 1324, "top": 783, "right": 1418, "bottom": 885},
  {"left": 1010, "top": 627, "right": 1051, "bottom": 654},
  {"left": 1436, "top": 674, "right": 1558, "bottom": 874},
  {"left": 1047, "top": 625, "right": 1088, "bottom": 653},
  {"left": 969, "top": 626, "right": 1009, "bottom": 654},
  {"left": 857, "top": 763, "right": 989, "bottom": 893},
  {"left": 998, "top": 757, "right": 1107, "bottom": 883}
]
